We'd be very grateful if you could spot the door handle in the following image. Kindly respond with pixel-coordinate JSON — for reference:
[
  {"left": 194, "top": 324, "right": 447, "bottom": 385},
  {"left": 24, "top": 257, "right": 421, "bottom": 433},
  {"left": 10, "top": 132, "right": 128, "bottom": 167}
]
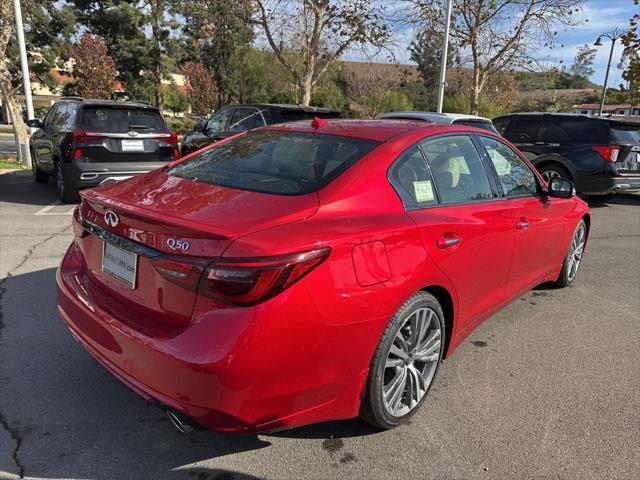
[
  {"left": 516, "top": 217, "right": 530, "bottom": 229},
  {"left": 437, "top": 233, "right": 462, "bottom": 249}
]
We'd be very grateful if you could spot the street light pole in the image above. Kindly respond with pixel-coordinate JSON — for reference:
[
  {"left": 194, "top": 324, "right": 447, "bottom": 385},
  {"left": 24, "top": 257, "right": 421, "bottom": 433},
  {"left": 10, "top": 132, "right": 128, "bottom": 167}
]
[
  {"left": 436, "top": 0, "right": 453, "bottom": 114},
  {"left": 594, "top": 29, "right": 624, "bottom": 117},
  {"left": 13, "top": 0, "right": 34, "bottom": 167}
]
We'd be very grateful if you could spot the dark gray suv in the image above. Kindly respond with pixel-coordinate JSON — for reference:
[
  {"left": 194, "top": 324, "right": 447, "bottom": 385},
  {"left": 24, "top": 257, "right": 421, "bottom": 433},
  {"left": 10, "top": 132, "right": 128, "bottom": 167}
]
[
  {"left": 28, "top": 97, "right": 179, "bottom": 202},
  {"left": 493, "top": 113, "right": 640, "bottom": 196}
]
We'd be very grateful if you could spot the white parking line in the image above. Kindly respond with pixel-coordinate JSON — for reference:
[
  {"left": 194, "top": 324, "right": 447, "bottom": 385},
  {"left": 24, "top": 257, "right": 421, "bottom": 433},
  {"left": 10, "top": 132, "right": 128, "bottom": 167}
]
[{"left": 34, "top": 201, "right": 76, "bottom": 216}]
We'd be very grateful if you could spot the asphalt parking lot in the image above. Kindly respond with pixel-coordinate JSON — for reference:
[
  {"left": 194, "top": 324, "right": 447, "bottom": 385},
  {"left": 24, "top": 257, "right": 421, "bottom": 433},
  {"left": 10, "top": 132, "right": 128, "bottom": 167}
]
[{"left": 0, "top": 170, "right": 638, "bottom": 480}]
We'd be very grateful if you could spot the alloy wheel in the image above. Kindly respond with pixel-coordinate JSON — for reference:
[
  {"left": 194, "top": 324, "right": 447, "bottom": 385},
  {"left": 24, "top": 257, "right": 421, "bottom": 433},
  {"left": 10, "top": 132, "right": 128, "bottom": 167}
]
[
  {"left": 382, "top": 307, "right": 441, "bottom": 417},
  {"left": 567, "top": 222, "right": 586, "bottom": 282}
]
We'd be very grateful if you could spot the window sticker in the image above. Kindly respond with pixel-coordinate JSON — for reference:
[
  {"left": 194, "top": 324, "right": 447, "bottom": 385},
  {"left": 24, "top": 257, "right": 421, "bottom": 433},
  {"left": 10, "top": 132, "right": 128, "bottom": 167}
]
[{"left": 413, "top": 180, "right": 435, "bottom": 203}]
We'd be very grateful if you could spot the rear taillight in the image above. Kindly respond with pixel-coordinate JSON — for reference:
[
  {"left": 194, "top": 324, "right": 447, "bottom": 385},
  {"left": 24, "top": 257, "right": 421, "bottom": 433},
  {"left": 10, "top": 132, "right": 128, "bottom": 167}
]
[
  {"left": 199, "top": 248, "right": 330, "bottom": 306},
  {"left": 72, "top": 206, "right": 87, "bottom": 238},
  {"left": 160, "top": 130, "right": 179, "bottom": 146},
  {"left": 149, "top": 248, "right": 330, "bottom": 306},
  {"left": 592, "top": 145, "right": 620, "bottom": 163},
  {"left": 72, "top": 130, "right": 107, "bottom": 144},
  {"left": 172, "top": 148, "right": 180, "bottom": 160},
  {"left": 150, "top": 256, "right": 211, "bottom": 292},
  {"left": 73, "top": 148, "right": 83, "bottom": 160}
]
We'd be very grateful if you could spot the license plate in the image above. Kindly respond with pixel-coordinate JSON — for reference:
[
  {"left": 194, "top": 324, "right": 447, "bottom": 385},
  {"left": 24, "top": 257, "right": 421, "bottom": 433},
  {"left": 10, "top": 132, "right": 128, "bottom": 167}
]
[
  {"left": 121, "top": 139, "right": 145, "bottom": 152},
  {"left": 102, "top": 241, "right": 137, "bottom": 288}
]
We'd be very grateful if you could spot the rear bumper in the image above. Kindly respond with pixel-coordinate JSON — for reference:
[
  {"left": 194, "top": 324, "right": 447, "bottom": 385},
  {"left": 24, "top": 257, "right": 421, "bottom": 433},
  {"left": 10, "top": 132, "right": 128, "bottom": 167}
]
[
  {"left": 56, "top": 241, "right": 369, "bottom": 433},
  {"left": 576, "top": 172, "right": 640, "bottom": 195},
  {"left": 61, "top": 161, "right": 169, "bottom": 190}
]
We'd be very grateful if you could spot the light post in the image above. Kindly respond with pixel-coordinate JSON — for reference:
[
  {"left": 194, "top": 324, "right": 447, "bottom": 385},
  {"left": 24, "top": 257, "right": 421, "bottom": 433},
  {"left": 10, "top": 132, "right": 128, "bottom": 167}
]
[
  {"left": 594, "top": 29, "right": 624, "bottom": 116},
  {"left": 436, "top": 0, "right": 453, "bottom": 114},
  {"left": 13, "top": 0, "right": 34, "bottom": 167}
]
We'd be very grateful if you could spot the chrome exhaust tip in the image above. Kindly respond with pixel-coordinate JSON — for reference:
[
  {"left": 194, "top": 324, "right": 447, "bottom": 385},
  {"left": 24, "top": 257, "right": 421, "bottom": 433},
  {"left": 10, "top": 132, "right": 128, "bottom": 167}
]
[{"left": 163, "top": 407, "right": 194, "bottom": 434}]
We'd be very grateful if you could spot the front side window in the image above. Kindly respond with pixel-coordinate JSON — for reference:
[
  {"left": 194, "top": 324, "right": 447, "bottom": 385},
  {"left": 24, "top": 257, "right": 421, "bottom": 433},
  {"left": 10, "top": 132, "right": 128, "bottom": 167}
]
[
  {"left": 166, "top": 130, "right": 379, "bottom": 195},
  {"left": 229, "top": 108, "right": 265, "bottom": 132},
  {"left": 206, "top": 108, "right": 232, "bottom": 133},
  {"left": 388, "top": 146, "right": 437, "bottom": 209},
  {"left": 43, "top": 105, "right": 58, "bottom": 127},
  {"left": 420, "top": 135, "right": 494, "bottom": 204},
  {"left": 479, "top": 136, "right": 539, "bottom": 197}
]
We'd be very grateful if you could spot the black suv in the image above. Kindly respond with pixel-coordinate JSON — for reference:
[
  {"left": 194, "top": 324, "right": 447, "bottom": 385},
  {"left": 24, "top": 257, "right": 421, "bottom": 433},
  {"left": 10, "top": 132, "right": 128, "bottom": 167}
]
[
  {"left": 28, "top": 97, "right": 179, "bottom": 202},
  {"left": 493, "top": 113, "right": 640, "bottom": 196},
  {"left": 181, "top": 103, "right": 340, "bottom": 155}
]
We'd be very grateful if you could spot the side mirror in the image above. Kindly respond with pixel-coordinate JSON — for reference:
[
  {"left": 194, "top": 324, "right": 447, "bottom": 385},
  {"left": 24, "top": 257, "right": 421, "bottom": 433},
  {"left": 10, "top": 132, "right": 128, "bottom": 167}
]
[
  {"left": 547, "top": 177, "right": 575, "bottom": 199},
  {"left": 193, "top": 123, "right": 205, "bottom": 132},
  {"left": 27, "top": 119, "right": 42, "bottom": 128}
]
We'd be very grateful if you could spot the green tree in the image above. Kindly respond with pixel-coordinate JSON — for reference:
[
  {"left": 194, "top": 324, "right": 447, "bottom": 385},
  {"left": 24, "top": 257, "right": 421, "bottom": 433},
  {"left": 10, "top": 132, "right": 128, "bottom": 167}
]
[
  {"left": 180, "top": 0, "right": 254, "bottom": 106},
  {"left": 71, "top": 33, "right": 117, "bottom": 99},
  {"left": 622, "top": 0, "right": 640, "bottom": 104},
  {"left": 254, "top": 0, "right": 389, "bottom": 106},
  {"left": 162, "top": 82, "right": 190, "bottom": 116},
  {"left": 569, "top": 44, "right": 597, "bottom": 88},
  {"left": 409, "top": 27, "right": 458, "bottom": 103},
  {"left": 360, "top": 89, "right": 413, "bottom": 116}
]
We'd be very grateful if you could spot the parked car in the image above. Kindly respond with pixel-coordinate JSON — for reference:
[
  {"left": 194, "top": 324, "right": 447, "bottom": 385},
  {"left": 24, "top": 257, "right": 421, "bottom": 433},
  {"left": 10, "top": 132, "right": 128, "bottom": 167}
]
[
  {"left": 377, "top": 111, "right": 498, "bottom": 133},
  {"left": 57, "top": 118, "right": 589, "bottom": 433},
  {"left": 493, "top": 113, "right": 640, "bottom": 196},
  {"left": 27, "top": 97, "right": 180, "bottom": 203},
  {"left": 181, "top": 103, "right": 340, "bottom": 155}
]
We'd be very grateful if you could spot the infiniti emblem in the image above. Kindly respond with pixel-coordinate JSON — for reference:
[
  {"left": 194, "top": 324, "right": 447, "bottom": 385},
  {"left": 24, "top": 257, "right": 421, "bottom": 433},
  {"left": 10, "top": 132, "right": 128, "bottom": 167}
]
[{"left": 104, "top": 211, "right": 119, "bottom": 227}]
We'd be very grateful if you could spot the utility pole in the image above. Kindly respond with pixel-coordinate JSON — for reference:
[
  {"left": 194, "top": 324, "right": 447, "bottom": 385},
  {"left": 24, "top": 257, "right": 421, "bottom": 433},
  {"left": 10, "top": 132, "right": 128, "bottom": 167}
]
[
  {"left": 436, "top": 0, "right": 453, "bottom": 114},
  {"left": 13, "top": 0, "right": 33, "bottom": 167},
  {"left": 594, "top": 29, "right": 624, "bottom": 117}
]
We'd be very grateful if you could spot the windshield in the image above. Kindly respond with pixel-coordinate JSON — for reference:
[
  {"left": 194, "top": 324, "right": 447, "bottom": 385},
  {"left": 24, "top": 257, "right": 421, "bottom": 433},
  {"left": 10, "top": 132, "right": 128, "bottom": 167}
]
[
  {"left": 79, "top": 107, "right": 167, "bottom": 133},
  {"left": 610, "top": 123, "right": 640, "bottom": 144},
  {"left": 166, "top": 130, "right": 379, "bottom": 195}
]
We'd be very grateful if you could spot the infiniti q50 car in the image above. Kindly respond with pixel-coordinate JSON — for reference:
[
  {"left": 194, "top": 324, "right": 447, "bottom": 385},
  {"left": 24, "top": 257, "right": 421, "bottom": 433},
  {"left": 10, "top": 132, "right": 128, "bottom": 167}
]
[{"left": 57, "top": 119, "right": 590, "bottom": 432}]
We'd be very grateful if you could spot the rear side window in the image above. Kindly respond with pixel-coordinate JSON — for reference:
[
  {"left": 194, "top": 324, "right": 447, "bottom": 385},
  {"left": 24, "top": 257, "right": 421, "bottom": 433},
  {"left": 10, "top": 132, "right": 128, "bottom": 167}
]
[
  {"left": 479, "top": 136, "right": 539, "bottom": 197},
  {"left": 609, "top": 123, "right": 640, "bottom": 144},
  {"left": 79, "top": 107, "right": 167, "bottom": 133},
  {"left": 229, "top": 108, "right": 265, "bottom": 132},
  {"left": 166, "top": 130, "right": 379, "bottom": 195},
  {"left": 420, "top": 135, "right": 494, "bottom": 204},
  {"left": 503, "top": 117, "right": 543, "bottom": 141},
  {"left": 549, "top": 117, "right": 608, "bottom": 143},
  {"left": 388, "top": 146, "right": 437, "bottom": 208}
]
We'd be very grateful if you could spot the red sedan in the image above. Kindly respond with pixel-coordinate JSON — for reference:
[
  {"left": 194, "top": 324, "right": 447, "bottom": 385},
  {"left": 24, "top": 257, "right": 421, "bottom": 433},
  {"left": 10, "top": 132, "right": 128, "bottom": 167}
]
[{"left": 57, "top": 119, "right": 590, "bottom": 433}]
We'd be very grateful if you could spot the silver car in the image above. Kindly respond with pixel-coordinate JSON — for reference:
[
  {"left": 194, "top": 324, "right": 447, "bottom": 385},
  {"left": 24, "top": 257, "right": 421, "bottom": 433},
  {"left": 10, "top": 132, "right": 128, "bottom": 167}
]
[{"left": 376, "top": 111, "right": 498, "bottom": 134}]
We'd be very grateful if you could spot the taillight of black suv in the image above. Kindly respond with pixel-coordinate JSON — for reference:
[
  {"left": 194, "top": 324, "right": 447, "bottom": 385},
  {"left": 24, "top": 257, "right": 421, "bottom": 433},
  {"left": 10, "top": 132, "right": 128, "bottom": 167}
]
[
  {"left": 493, "top": 113, "right": 640, "bottom": 196},
  {"left": 27, "top": 97, "right": 180, "bottom": 203}
]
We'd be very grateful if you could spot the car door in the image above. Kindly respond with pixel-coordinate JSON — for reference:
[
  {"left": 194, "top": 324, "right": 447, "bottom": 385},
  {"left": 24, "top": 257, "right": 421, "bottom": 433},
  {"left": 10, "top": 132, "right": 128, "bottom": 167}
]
[
  {"left": 397, "top": 135, "right": 515, "bottom": 331},
  {"left": 477, "top": 135, "right": 570, "bottom": 296},
  {"left": 31, "top": 104, "right": 58, "bottom": 173},
  {"left": 502, "top": 116, "right": 545, "bottom": 162}
]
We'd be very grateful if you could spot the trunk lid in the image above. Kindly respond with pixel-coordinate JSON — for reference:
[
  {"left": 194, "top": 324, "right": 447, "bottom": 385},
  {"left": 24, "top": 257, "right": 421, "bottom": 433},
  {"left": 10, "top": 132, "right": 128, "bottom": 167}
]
[
  {"left": 610, "top": 122, "right": 640, "bottom": 173},
  {"left": 77, "top": 170, "right": 318, "bottom": 329}
]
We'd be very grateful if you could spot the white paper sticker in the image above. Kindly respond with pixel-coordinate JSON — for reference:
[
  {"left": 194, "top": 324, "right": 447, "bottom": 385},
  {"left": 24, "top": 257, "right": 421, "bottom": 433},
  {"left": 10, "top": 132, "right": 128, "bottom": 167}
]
[{"left": 413, "top": 180, "right": 434, "bottom": 203}]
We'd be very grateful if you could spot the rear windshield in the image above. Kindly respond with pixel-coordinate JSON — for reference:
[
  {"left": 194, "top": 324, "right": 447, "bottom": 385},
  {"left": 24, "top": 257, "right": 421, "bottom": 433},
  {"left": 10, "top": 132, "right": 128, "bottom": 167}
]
[
  {"left": 166, "top": 130, "right": 379, "bottom": 195},
  {"left": 79, "top": 107, "right": 167, "bottom": 133},
  {"left": 610, "top": 123, "right": 640, "bottom": 144},
  {"left": 453, "top": 119, "right": 498, "bottom": 133}
]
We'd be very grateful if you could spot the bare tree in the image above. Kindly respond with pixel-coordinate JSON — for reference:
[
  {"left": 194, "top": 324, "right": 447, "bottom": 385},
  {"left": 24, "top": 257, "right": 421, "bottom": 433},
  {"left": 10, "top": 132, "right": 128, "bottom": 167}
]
[
  {"left": 410, "top": 0, "right": 584, "bottom": 114},
  {"left": 0, "top": 0, "right": 30, "bottom": 165},
  {"left": 254, "top": 0, "right": 389, "bottom": 106}
]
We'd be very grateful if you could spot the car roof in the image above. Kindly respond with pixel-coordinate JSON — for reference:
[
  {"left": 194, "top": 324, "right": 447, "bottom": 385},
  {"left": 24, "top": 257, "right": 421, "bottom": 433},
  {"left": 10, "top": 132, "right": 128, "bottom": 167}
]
[
  {"left": 261, "top": 118, "right": 455, "bottom": 142},
  {"left": 377, "top": 111, "right": 493, "bottom": 124},
  {"left": 224, "top": 103, "right": 340, "bottom": 114},
  {"left": 495, "top": 112, "right": 640, "bottom": 126},
  {"left": 58, "top": 97, "right": 159, "bottom": 111}
]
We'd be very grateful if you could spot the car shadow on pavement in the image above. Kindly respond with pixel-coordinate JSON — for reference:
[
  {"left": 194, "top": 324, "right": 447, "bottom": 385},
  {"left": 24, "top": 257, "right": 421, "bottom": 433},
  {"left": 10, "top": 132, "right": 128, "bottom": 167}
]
[
  {"left": 585, "top": 193, "right": 640, "bottom": 209},
  {"left": 0, "top": 170, "right": 64, "bottom": 207},
  {"left": 0, "top": 267, "right": 374, "bottom": 480}
]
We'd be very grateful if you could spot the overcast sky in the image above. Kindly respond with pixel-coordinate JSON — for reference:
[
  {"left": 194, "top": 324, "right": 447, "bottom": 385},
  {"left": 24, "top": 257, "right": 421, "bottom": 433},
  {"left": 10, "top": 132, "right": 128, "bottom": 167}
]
[{"left": 342, "top": 0, "right": 633, "bottom": 89}]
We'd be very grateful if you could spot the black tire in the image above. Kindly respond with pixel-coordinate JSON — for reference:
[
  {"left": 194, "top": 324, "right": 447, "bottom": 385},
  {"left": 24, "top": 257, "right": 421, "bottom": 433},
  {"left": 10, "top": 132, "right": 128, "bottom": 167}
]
[
  {"left": 56, "top": 166, "right": 80, "bottom": 203},
  {"left": 360, "top": 291, "right": 445, "bottom": 429},
  {"left": 538, "top": 163, "right": 571, "bottom": 183},
  {"left": 554, "top": 219, "right": 587, "bottom": 288},
  {"left": 31, "top": 153, "right": 48, "bottom": 183}
]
